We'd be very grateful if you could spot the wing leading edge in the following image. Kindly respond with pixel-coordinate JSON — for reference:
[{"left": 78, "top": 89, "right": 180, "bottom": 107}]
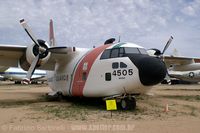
[
  {"left": 163, "top": 55, "right": 196, "bottom": 66},
  {"left": 0, "top": 44, "right": 26, "bottom": 67}
]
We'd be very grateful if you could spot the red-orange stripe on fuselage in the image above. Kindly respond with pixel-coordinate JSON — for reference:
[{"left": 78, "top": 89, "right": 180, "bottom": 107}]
[
  {"left": 71, "top": 44, "right": 112, "bottom": 96},
  {"left": 194, "top": 59, "right": 200, "bottom": 63}
]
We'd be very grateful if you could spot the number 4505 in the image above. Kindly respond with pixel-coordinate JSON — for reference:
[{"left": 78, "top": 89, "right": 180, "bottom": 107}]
[{"left": 112, "top": 69, "right": 133, "bottom": 76}]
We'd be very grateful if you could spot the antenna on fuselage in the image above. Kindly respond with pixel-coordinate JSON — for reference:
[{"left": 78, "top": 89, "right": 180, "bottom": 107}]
[{"left": 118, "top": 36, "right": 120, "bottom": 42}]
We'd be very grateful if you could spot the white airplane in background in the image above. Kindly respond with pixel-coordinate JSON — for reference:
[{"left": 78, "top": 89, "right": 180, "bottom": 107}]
[
  {"left": 0, "top": 67, "right": 46, "bottom": 84},
  {"left": 0, "top": 66, "right": 9, "bottom": 80},
  {"left": 0, "top": 19, "right": 170, "bottom": 110}
]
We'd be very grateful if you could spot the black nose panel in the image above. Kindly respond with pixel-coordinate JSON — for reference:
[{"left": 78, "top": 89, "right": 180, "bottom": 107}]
[{"left": 128, "top": 54, "right": 167, "bottom": 86}]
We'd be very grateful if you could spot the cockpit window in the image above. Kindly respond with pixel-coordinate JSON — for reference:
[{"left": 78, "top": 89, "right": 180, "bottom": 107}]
[
  {"left": 119, "top": 48, "right": 125, "bottom": 57},
  {"left": 100, "top": 49, "right": 111, "bottom": 59},
  {"left": 124, "top": 48, "right": 140, "bottom": 54},
  {"left": 110, "top": 49, "right": 119, "bottom": 58},
  {"left": 100, "top": 47, "right": 147, "bottom": 60},
  {"left": 138, "top": 48, "right": 148, "bottom": 55}
]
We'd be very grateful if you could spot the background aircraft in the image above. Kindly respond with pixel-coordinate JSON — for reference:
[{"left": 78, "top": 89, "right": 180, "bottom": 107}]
[
  {"left": 167, "top": 70, "right": 200, "bottom": 84},
  {"left": 147, "top": 38, "right": 200, "bottom": 84},
  {"left": 0, "top": 67, "right": 46, "bottom": 84}
]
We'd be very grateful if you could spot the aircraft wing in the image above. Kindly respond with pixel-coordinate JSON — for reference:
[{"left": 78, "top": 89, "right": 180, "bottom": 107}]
[
  {"left": 0, "top": 44, "right": 26, "bottom": 67},
  {"left": 163, "top": 55, "right": 200, "bottom": 67},
  {"left": 0, "top": 44, "right": 72, "bottom": 71}
]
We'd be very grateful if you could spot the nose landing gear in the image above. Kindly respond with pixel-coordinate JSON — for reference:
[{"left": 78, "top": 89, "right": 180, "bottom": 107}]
[
  {"left": 119, "top": 96, "right": 136, "bottom": 110},
  {"left": 104, "top": 95, "right": 137, "bottom": 110}
]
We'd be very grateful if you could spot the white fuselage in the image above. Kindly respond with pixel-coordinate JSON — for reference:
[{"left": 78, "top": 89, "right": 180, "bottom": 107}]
[
  {"left": 46, "top": 43, "right": 154, "bottom": 97},
  {"left": 168, "top": 70, "right": 200, "bottom": 82}
]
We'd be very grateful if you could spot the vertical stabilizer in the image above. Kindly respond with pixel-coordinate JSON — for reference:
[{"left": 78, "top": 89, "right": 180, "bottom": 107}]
[
  {"left": 49, "top": 19, "right": 56, "bottom": 46},
  {"left": 172, "top": 48, "right": 179, "bottom": 56}
]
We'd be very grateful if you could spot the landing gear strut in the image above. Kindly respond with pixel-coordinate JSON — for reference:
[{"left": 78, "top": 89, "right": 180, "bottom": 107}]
[{"left": 46, "top": 91, "right": 63, "bottom": 101}]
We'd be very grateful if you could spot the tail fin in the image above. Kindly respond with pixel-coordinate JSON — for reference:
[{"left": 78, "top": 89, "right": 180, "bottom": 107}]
[
  {"left": 172, "top": 48, "right": 179, "bottom": 56},
  {"left": 49, "top": 19, "right": 56, "bottom": 47}
]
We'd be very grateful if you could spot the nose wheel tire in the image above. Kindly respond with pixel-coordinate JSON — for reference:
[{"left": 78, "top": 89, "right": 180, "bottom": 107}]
[{"left": 119, "top": 97, "right": 136, "bottom": 110}]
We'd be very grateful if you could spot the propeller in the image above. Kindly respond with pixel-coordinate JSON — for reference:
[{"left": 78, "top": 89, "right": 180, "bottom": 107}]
[
  {"left": 148, "top": 36, "right": 173, "bottom": 57},
  {"left": 147, "top": 36, "right": 174, "bottom": 85},
  {"left": 160, "top": 36, "right": 173, "bottom": 85},
  {"left": 23, "top": 54, "right": 40, "bottom": 84},
  {"left": 20, "top": 19, "right": 67, "bottom": 84},
  {"left": 161, "top": 36, "right": 173, "bottom": 56},
  {"left": 20, "top": 19, "right": 40, "bottom": 47}
]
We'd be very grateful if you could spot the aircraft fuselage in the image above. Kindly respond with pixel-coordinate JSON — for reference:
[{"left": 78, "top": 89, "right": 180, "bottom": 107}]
[{"left": 47, "top": 42, "right": 167, "bottom": 98}]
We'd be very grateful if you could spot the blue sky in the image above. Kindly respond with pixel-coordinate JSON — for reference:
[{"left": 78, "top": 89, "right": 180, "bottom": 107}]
[{"left": 0, "top": 0, "right": 200, "bottom": 56}]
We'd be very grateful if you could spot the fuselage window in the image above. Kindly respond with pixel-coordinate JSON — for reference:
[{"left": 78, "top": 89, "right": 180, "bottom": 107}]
[
  {"left": 105, "top": 73, "right": 111, "bottom": 81},
  {"left": 112, "top": 62, "right": 119, "bottom": 69},
  {"left": 119, "top": 48, "right": 125, "bottom": 57},
  {"left": 100, "top": 49, "right": 111, "bottom": 59},
  {"left": 82, "top": 72, "right": 87, "bottom": 81},
  {"left": 110, "top": 48, "right": 119, "bottom": 58},
  {"left": 124, "top": 48, "right": 140, "bottom": 54},
  {"left": 120, "top": 62, "right": 127, "bottom": 68}
]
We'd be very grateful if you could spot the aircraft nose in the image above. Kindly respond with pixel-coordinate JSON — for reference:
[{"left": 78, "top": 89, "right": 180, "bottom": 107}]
[
  {"left": 129, "top": 55, "right": 167, "bottom": 86},
  {"left": 138, "top": 57, "right": 167, "bottom": 86}
]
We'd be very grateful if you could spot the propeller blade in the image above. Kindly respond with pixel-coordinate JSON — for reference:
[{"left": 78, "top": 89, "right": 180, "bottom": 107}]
[
  {"left": 48, "top": 46, "right": 69, "bottom": 54},
  {"left": 162, "top": 36, "right": 173, "bottom": 55},
  {"left": 23, "top": 54, "right": 40, "bottom": 84},
  {"left": 165, "top": 72, "right": 171, "bottom": 85},
  {"left": 20, "top": 19, "right": 40, "bottom": 46}
]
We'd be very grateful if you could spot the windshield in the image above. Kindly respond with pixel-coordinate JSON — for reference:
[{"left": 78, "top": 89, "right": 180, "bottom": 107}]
[{"left": 100, "top": 47, "right": 148, "bottom": 60}]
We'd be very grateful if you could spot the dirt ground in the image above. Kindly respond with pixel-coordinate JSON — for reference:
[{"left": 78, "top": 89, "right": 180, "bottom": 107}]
[{"left": 0, "top": 81, "right": 200, "bottom": 133}]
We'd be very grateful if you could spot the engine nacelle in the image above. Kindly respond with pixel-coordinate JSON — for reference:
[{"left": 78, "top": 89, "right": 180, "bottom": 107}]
[
  {"left": 19, "top": 40, "right": 51, "bottom": 71},
  {"left": 147, "top": 49, "right": 162, "bottom": 57}
]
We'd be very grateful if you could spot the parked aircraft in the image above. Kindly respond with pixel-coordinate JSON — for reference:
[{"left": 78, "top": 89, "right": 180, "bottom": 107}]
[
  {"left": 148, "top": 39, "right": 200, "bottom": 72},
  {"left": 148, "top": 38, "right": 200, "bottom": 84},
  {"left": 0, "top": 19, "right": 168, "bottom": 110},
  {"left": 0, "top": 67, "right": 46, "bottom": 84},
  {"left": 165, "top": 49, "right": 200, "bottom": 84},
  {"left": 167, "top": 70, "right": 200, "bottom": 83}
]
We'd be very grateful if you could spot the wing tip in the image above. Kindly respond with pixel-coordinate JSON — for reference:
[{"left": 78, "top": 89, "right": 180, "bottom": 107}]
[{"left": 20, "top": 19, "right": 25, "bottom": 23}]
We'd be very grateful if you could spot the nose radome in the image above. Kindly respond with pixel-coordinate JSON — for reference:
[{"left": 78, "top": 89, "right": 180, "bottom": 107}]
[{"left": 138, "top": 57, "right": 167, "bottom": 86}]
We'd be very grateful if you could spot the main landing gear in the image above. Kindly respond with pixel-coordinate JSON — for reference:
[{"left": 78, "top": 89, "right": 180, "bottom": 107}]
[
  {"left": 104, "top": 95, "right": 137, "bottom": 110},
  {"left": 46, "top": 91, "right": 63, "bottom": 101}
]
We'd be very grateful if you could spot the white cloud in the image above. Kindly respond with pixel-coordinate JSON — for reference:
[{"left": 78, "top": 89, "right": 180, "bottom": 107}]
[
  {"left": 0, "top": 0, "right": 199, "bottom": 56},
  {"left": 181, "top": 5, "right": 196, "bottom": 16}
]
